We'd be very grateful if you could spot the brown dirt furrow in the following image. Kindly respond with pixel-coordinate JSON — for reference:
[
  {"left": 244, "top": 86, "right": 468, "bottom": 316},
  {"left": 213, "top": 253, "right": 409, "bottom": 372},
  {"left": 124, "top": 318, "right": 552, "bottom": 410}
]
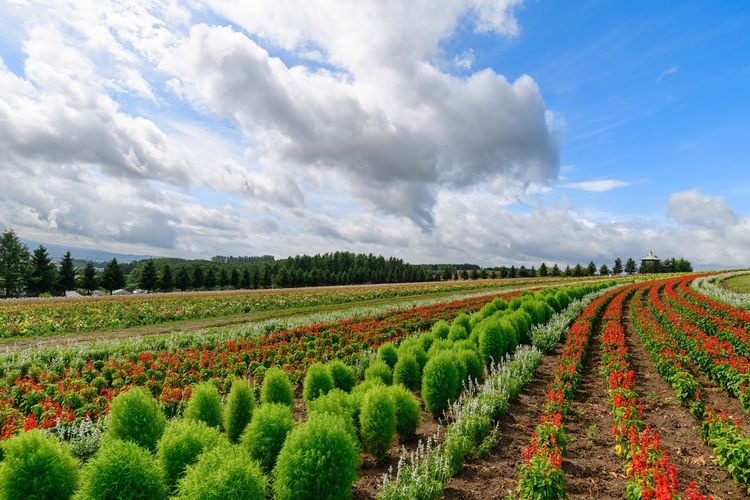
[
  {"left": 562, "top": 320, "right": 628, "bottom": 499},
  {"left": 442, "top": 348, "right": 560, "bottom": 499}
]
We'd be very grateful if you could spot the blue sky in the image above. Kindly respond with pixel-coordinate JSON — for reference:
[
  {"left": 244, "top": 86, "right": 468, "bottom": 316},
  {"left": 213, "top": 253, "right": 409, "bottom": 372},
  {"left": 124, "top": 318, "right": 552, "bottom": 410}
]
[{"left": 0, "top": 1, "right": 748, "bottom": 268}]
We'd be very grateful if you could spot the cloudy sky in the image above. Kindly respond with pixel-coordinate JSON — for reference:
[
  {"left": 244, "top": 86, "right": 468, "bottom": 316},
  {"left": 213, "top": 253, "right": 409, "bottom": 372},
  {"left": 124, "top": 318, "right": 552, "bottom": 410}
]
[{"left": 1, "top": 1, "right": 749, "bottom": 268}]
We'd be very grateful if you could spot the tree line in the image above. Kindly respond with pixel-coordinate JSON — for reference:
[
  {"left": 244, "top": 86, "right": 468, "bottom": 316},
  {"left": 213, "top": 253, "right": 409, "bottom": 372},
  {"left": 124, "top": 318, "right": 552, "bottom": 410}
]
[{"left": 0, "top": 228, "right": 693, "bottom": 297}]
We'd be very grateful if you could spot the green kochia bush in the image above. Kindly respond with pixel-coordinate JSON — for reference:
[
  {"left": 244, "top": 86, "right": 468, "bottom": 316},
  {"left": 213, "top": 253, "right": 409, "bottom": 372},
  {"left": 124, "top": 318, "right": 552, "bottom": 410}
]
[
  {"left": 359, "top": 386, "right": 397, "bottom": 461},
  {"left": 430, "top": 320, "right": 450, "bottom": 340},
  {"left": 350, "top": 379, "right": 385, "bottom": 430},
  {"left": 364, "top": 359, "right": 393, "bottom": 385},
  {"left": 261, "top": 367, "right": 294, "bottom": 406},
  {"left": 477, "top": 319, "right": 514, "bottom": 366},
  {"left": 0, "top": 429, "right": 78, "bottom": 500},
  {"left": 452, "top": 313, "right": 472, "bottom": 335},
  {"left": 273, "top": 413, "right": 359, "bottom": 500},
  {"left": 457, "top": 349, "right": 483, "bottom": 382},
  {"left": 422, "top": 352, "right": 460, "bottom": 418},
  {"left": 78, "top": 439, "right": 166, "bottom": 500},
  {"left": 327, "top": 360, "right": 356, "bottom": 393},
  {"left": 448, "top": 322, "right": 469, "bottom": 341},
  {"left": 184, "top": 382, "right": 223, "bottom": 429},
  {"left": 224, "top": 378, "right": 255, "bottom": 443},
  {"left": 157, "top": 419, "right": 225, "bottom": 492},
  {"left": 393, "top": 352, "right": 421, "bottom": 391},
  {"left": 241, "top": 403, "right": 294, "bottom": 473},
  {"left": 306, "top": 389, "right": 357, "bottom": 439},
  {"left": 177, "top": 445, "right": 267, "bottom": 500},
  {"left": 377, "top": 342, "right": 399, "bottom": 368},
  {"left": 106, "top": 386, "right": 166, "bottom": 451},
  {"left": 303, "top": 362, "right": 334, "bottom": 404},
  {"left": 389, "top": 385, "right": 420, "bottom": 441}
]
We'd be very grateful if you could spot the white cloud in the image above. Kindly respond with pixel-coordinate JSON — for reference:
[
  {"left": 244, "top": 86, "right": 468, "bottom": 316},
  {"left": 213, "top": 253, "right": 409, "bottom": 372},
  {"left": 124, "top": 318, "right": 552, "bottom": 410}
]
[
  {"left": 667, "top": 189, "right": 738, "bottom": 227},
  {"left": 657, "top": 65, "right": 678, "bottom": 83},
  {"left": 561, "top": 179, "right": 631, "bottom": 192}
]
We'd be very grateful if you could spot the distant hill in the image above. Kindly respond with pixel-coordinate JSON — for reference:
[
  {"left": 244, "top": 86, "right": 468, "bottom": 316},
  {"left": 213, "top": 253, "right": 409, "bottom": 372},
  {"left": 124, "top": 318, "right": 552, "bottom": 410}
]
[{"left": 20, "top": 239, "right": 162, "bottom": 264}]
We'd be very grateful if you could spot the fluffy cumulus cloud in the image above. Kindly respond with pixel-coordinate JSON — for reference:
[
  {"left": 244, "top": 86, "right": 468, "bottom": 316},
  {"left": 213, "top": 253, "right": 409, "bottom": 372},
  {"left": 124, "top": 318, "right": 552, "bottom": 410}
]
[{"left": 0, "top": 0, "right": 747, "bottom": 268}]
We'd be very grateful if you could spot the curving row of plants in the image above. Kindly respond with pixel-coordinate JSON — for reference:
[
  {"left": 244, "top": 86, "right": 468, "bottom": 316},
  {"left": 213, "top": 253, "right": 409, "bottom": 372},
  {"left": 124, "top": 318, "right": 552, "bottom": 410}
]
[
  {"left": 692, "top": 272, "right": 750, "bottom": 312},
  {"left": 634, "top": 281, "right": 750, "bottom": 492},
  {"left": 0, "top": 280, "right": 612, "bottom": 498},
  {"left": 517, "top": 285, "right": 623, "bottom": 497}
]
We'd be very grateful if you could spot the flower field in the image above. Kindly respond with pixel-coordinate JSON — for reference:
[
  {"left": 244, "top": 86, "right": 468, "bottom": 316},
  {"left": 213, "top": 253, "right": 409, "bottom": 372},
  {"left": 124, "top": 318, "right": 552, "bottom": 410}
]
[
  {"left": 4, "top": 273, "right": 750, "bottom": 499},
  {"left": 0, "top": 277, "right": 574, "bottom": 339}
]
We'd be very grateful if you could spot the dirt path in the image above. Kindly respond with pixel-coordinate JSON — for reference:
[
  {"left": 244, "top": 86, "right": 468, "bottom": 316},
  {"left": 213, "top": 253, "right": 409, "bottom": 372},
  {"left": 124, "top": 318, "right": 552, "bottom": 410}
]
[
  {"left": 623, "top": 297, "right": 748, "bottom": 499},
  {"left": 442, "top": 347, "right": 560, "bottom": 499},
  {"left": 562, "top": 318, "right": 628, "bottom": 499}
]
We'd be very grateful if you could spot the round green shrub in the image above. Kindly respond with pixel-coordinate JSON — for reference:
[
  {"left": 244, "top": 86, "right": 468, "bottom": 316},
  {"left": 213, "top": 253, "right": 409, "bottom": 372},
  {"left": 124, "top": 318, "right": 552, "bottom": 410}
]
[
  {"left": 261, "top": 367, "right": 294, "bottom": 407},
  {"left": 477, "top": 320, "right": 504, "bottom": 366},
  {"left": 303, "top": 363, "right": 334, "bottom": 404},
  {"left": 157, "top": 418, "right": 225, "bottom": 492},
  {"left": 306, "top": 388, "right": 357, "bottom": 439},
  {"left": 377, "top": 342, "right": 399, "bottom": 368},
  {"left": 78, "top": 439, "right": 165, "bottom": 500},
  {"left": 545, "top": 294, "right": 561, "bottom": 312},
  {"left": 272, "top": 413, "right": 359, "bottom": 500},
  {"left": 0, "top": 429, "right": 78, "bottom": 500},
  {"left": 106, "top": 386, "right": 166, "bottom": 451},
  {"left": 555, "top": 290, "right": 571, "bottom": 309},
  {"left": 359, "top": 386, "right": 397, "bottom": 461},
  {"left": 421, "top": 352, "right": 460, "bottom": 418},
  {"left": 448, "top": 322, "right": 468, "bottom": 341},
  {"left": 393, "top": 353, "right": 421, "bottom": 391},
  {"left": 241, "top": 403, "right": 294, "bottom": 474},
  {"left": 327, "top": 360, "right": 356, "bottom": 393},
  {"left": 389, "top": 385, "right": 420, "bottom": 441},
  {"left": 457, "top": 349, "right": 483, "bottom": 382},
  {"left": 508, "top": 310, "right": 533, "bottom": 345},
  {"left": 509, "top": 297, "right": 523, "bottom": 310},
  {"left": 452, "top": 313, "right": 472, "bottom": 334},
  {"left": 490, "top": 298, "right": 508, "bottom": 312},
  {"left": 184, "top": 381, "right": 223, "bottom": 429},
  {"left": 364, "top": 359, "right": 392, "bottom": 385},
  {"left": 426, "top": 338, "right": 454, "bottom": 358},
  {"left": 224, "top": 378, "right": 255, "bottom": 443},
  {"left": 177, "top": 445, "right": 267, "bottom": 500},
  {"left": 399, "top": 343, "right": 428, "bottom": 371},
  {"left": 349, "top": 378, "right": 385, "bottom": 429},
  {"left": 430, "top": 320, "right": 450, "bottom": 340},
  {"left": 418, "top": 332, "right": 436, "bottom": 352}
]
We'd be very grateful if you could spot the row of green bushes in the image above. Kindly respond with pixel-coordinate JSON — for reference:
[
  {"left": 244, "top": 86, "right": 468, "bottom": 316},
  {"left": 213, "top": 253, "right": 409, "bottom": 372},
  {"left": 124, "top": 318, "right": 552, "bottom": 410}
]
[{"left": 0, "top": 282, "right": 613, "bottom": 499}]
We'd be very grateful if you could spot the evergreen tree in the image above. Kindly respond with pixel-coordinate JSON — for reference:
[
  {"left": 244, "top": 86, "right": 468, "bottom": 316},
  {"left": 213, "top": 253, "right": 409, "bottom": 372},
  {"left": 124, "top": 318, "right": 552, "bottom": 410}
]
[
  {"left": 573, "top": 264, "right": 584, "bottom": 277},
  {"left": 100, "top": 258, "right": 125, "bottom": 293},
  {"left": 550, "top": 264, "right": 561, "bottom": 277},
  {"left": 241, "top": 268, "right": 252, "bottom": 289},
  {"left": 599, "top": 264, "right": 610, "bottom": 276},
  {"left": 586, "top": 261, "right": 597, "bottom": 276},
  {"left": 160, "top": 264, "right": 173, "bottom": 292},
  {"left": 612, "top": 258, "right": 623, "bottom": 275},
  {"left": 539, "top": 262, "right": 548, "bottom": 277},
  {"left": 624, "top": 258, "right": 637, "bottom": 275},
  {"left": 139, "top": 260, "right": 158, "bottom": 292},
  {"left": 459, "top": 269, "right": 469, "bottom": 280},
  {"left": 564, "top": 265, "right": 572, "bottom": 277},
  {"left": 230, "top": 268, "right": 241, "bottom": 289},
  {"left": 192, "top": 265, "right": 205, "bottom": 289},
  {"left": 27, "top": 245, "right": 57, "bottom": 296},
  {"left": 219, "top": 268, "right": 229, "bottom": 288},
  {"left": 81, "top": 262, "right": 98, "bottom": 293},
  {"left": 205, "top": 266, "right": 217, "bottom": 289},
  {"left": 58, "top": 251, "right": 77, "bottom": 292},
  {"left": 176, "top": 267, "right": 191, "bottom": 291},
  {"left": 0, "top": 229, "right": 30, "bottom": 297}
]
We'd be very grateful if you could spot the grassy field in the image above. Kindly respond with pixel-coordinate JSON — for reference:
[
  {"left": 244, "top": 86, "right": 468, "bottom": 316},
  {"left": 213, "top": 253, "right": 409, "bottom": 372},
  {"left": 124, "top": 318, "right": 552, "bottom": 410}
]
[{"left": 721, "top": 272, "right": 750, "bottom": 293}]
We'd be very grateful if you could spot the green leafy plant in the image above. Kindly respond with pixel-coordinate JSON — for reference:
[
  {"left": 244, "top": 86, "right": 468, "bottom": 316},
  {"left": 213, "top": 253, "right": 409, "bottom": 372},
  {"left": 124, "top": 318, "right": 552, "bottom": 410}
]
[
  {"left": 303, "top": 362, "right": 334, "bottom": 404},
  {"left": 377, "top": 342, "right": 399, "bottom": 369},
  {"left": 106, "top": 386, "right": 166, "bottom": 451},
  {"left": 422, "top": 352, "right": 460, "bottom": 418},
  {"left": 184, "top": 381, "right": 223, "bottom": 429},
  {"left": 393, "top": 352, "right": 421, "bottom": 391},
  {"left": 176, "top": 445, "right": 267, "bottom": 500},
  {"left": 78, "top": 439, "right": 166, "bottom": 500},
  {"left": 273, "top": 413, "right": 359, "bottom": 500},
  {"left": 260, "top": 367, "right": 294, "bottom": 406},
  {"left": 365, "top": 359, "right": 393, "bottom": 385},
  {"left": 224, "top": 378, "right": 255, "bottom": 443},
  {"left": 0, "top": 429, "right": 78, "bottom": 500},
  {"left": 389, "top": 385, "right": 420, "bottom": 441},
  {"left": 327, "top": 360, "right": 356, "bottom": 393},
  {"left": 307, "top": 388, "right": 357, "bottom": 439},
  {"left": 241, "top": 403, "right": 294, "bottom": 474},
  {"left": 456, "top": 349, "right": 483, "bottom": 382},
  {"left": 360, "top": 386, "right": 397, "bottom": 460},
  {"left": 157, "top": 418, "right": 226, "bottom": 492}
]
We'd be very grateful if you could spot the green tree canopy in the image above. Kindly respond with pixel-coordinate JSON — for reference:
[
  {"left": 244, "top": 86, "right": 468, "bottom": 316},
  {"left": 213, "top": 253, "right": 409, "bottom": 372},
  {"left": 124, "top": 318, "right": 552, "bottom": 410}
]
[
  {"left": 139, "top": 260, "right": 158, "bottom": 292},
  {"left": 58, "top": 251, "right": 77, "bottom": 292},
  {"left": 100, "top": 258, "right": 125, "bottom": 292},
  {"left": 82, "top": 262, "right": 98, "bottom": 293},
  {"left": 28, "top": 245, "right": 57, "bottom": 296},
  {"left": 0, "top": 229, "right": 30, "bottom": 297}
]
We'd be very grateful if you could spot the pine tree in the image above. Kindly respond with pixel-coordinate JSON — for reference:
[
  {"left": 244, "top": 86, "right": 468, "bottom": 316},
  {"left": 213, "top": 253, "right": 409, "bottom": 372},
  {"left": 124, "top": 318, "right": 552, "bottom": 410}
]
[
  {"left": 0, "top": 229, "right": 30, "bottom": 297},
  {"left": 160, "top": 264, "right": 173, "bottom": 292},
  {"left": 139, "top": 260, "right": 158, "bottom": 292},
  {"left": 551, "top": 264, "right": 561, "bottom": 276},
  {"left": 586, "top": 261, "right": 597, "bottom": 276},
  {"left": 624, "top": 258, "right": 637, "bottom": 275},
  {"left": 241, "top": 268, "right": 251, "bottom": 288},
  {"left": 599, "top": 264, "right": 610, "bottom": 276},
  {"left": 28, "top": 245, "right": 57, "bottom": 296},
  {"left": 192, "top": 265, "right": 205, "bottom": 289},
  {"left": 219, "top": 268, "right": 229, "bottom": 288},
  {"left": 58, "top": 251, "right": 77, "bottom": 292},
  {"left": 612, "top": 258, "right": 623, "bottom": 275},
  {"left": 82, "top": 262, "right": 98, "bottom": 293},
  {"left": 100, "top": 258, "right": 125, "bottom": 293},
  {"left": 176, "top": 267, "right": 191, "bottom": 291},
  {"left": 539, "top": 262, "right": 548, "bottom": 277},
  {"left": 230, "top": 268, "right": 240, "bottom": 289},
  {"left": 205, "top": 266, "right": 217, "bottom": 289}
]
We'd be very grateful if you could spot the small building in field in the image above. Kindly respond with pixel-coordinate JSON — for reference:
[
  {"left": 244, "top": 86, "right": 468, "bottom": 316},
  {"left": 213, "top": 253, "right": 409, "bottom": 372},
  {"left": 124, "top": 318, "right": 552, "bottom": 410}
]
[{"left": 640, "top": 250, "right": 661, "bottom": 273}]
